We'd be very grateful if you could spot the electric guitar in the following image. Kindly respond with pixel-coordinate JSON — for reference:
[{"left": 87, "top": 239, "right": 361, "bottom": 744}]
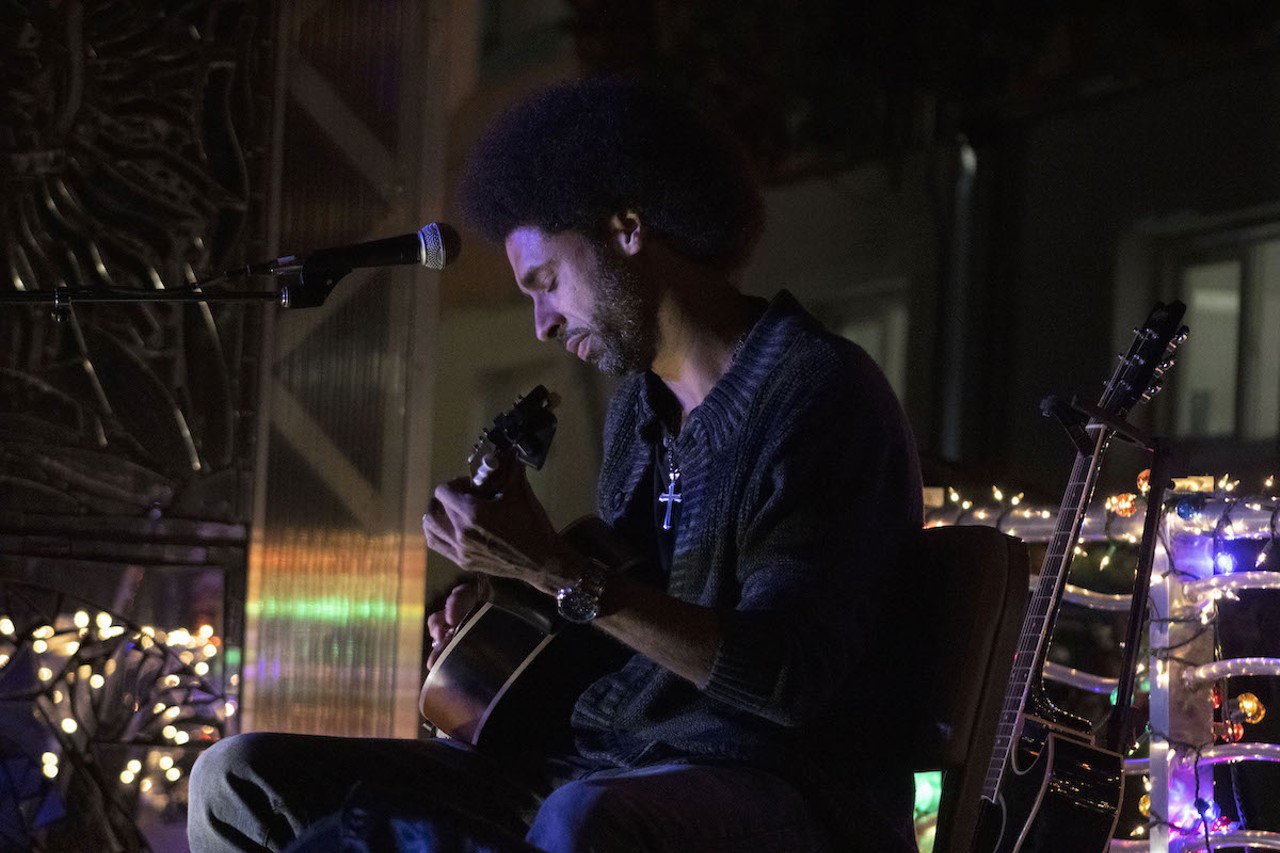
[
  {"left": 973, "top": 301, "right": 1188, "bottom": 852},
  {"left": 418, "top": 387, "right": 630, "bottom": 754}
]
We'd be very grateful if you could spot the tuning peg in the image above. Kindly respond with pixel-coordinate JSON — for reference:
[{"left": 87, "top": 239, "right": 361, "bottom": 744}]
[
  {"left": 1142, "top": 380, "right": 1164, "bottom": 402},
  {"left": 1152, "top": 358, "right": 1175, "bottom": 377},
  {"left": 1171, "top": 326, "right": 1190, "bottom": 347}
]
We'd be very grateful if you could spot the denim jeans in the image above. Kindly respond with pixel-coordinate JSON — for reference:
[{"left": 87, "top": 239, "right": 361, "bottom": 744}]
[{"left": 187, "top": 732, "right": 830, "bottom": 852}]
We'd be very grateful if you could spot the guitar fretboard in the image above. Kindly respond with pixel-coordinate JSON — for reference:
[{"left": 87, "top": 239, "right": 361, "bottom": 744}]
[{"left": 981, "top": 430, "right": 1108, "bottom": 801}]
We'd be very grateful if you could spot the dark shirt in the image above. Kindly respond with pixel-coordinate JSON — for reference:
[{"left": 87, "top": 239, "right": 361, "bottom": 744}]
[{"left": 570, "top": 291, "right": 924, "bottom": 849}]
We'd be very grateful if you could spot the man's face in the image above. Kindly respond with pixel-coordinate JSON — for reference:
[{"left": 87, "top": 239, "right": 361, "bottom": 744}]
[{"left": 505, "top": 226, "right": 655, "bottom": 375}]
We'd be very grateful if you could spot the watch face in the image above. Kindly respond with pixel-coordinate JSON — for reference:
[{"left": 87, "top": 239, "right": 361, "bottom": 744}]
[{"left": 556, "top": 587, "right": 599, "bottom": 624}]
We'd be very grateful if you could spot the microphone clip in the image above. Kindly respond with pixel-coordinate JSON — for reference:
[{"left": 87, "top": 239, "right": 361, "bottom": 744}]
[{"left": 277, "top": 260, "right": 352, "bottom": 309}]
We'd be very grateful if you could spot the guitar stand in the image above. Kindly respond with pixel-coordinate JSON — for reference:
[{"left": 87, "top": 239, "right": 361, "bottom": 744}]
[{"left": 1041, "top": 392, "right": 1187, "bottom": 754}]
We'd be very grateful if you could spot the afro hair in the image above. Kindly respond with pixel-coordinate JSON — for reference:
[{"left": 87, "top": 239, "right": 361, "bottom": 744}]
[{"left": 458, "top": 76, "right": 765, "bottom": 270}]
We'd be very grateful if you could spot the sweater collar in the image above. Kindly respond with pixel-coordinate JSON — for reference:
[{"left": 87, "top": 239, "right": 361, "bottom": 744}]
[{"left": 635, "top": 290, "right": 808, "bottom": 452}]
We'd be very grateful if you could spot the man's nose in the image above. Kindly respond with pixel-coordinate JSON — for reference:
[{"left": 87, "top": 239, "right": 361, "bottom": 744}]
[{"left": 533, "top": 296, "right": 563, "bottom": 342}]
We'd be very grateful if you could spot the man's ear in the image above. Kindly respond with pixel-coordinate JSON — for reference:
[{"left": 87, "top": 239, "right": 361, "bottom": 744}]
[{"left": 607, "top": 211, "right": 643, "bottom": 257}]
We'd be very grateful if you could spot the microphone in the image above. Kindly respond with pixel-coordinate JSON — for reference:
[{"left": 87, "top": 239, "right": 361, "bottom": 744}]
[{"left": 231, "top": 222, "right": 461, "bottom": 277}]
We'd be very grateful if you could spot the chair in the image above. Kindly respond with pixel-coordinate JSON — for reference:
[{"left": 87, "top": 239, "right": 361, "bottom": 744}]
[{"left": 894, "top": 525, "right": 1030, "bottom": 853}]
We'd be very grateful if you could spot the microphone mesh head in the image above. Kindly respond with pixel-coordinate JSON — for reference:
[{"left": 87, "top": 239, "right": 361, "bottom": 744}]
[{"left": 418, "top": 223, "right": 461, "bottom": 270}]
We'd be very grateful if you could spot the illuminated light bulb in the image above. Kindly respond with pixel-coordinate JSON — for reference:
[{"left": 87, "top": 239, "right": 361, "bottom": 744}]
[
  {"left": 992, "top": 487, "right": 1004, "bottom": 502},
  {"left": 1266, "top": 476, "right": 1275, "bottom": 490},
  {"left": 1236, "top": 692, "right": 1266, "bottom": 724},
  {"left": 141, "top": 625, "right": 155, "bottom": 638},
  {"left": 158, "top": 755, "right": 174, "bottom": 770},
  {"left": 162, "top": 725, "right": 177, "bottom": 740},
  {"left": 120, "top": 770, "right": 135, "bottom": 785},
  {"left": 1215, "top": 552, "right": 1236, "bottom": 574},
  {"left": 165, "top": 767, "right": 182, "bottom": 782},
  {"left": 32, "top": 639, "right": 47, "bottom": 654},
  {"left": 168, "top": 629, "right": 192, "bottom": 647},
  {"left": 42, "top": 764, "right": 57, "bottom": 779},
  {"left": 198, "top": 624, "right": 214, "bottom": 639},
  {"left": 163, "top": 705, "right": 181, "bottom": 721},
  {"left": 41, "top": 752, "right": 57, "bottom": 766},
  {"left": 1139, "top": 793, "right": 1151, "bottom": 817},
  {"left": 0, "top": 617, "right": 13, "bottom": 636},
  {"left": 153, "top": 703, "right": 167, "bottom": 715},
  {"left": 33, "top": 625, "right": 54, "bottom": 640},
  {"left": 64, "top": 640, "right": 79, "bottom": 655},
  {"left": 949, "top": 489, "right": 960, "bottom": 504},
  {"left": 1213, "top": 720, "right": 1245, "bottom": 743},
  {"left": 89, "top": 674, "right": 105, "bottom": 689},
  {"left": 61, "top": 718, "right": 77, "bottom": 734},
  {"left": 140, "top": 778, "right": 153, "bottom": 793},
  {"left": 51, "top": 690, "right": 63, "bottom": 703},
  {"left": 1011, "top": 493, "right": 1022, "bottom": 506},
  {"left": 1112, "top": 493, "right": 1138, "bottom": 518},
  {"left": 961, "top": 500, "right": 972, "bottom": 510},
  {"left": 37, "top": 667, "right": 53, "bottom": 682},
  {"left": 163, "top": 674, "right": 180, "bottom": 688},
  {"left": 126, "top": 760, "right": 141, "bottom": 774},
  {"left": 194, "top": 661, "right": 209, "bottom": 676},
  {"left": 1143, "top": 776, "right": 1152, "bottom": 792},
  {"left": 224, "top": 701, "right": 237, "bottom": 717},
  {"left": 203, "top": 643, "right": 218, "bottom": 658},
  {"left": 73, "top": 610, "right": 90, "bottom": 629},
  {"left": 174, "top": 730, "right": 190, "bottom": 745},
  {"left": 1137, "top": 469, "right": 1151, "bottom": 494},
  {"left": 0, "top": 654, "right": 8, "bottom": 668},
  {"left": 95, "top": 612, "right": 111, "bottom": 630},
  {"left": 179, "top": 651, "right": 194, "bottom": 665},
  {"left": 104, "top": 659, "right": 116, "bottom": 676}
]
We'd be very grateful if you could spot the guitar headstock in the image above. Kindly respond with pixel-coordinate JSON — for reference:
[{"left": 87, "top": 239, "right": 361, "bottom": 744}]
[
  {"left": 1099, "top": 300, "right": 1189, "bottom": 418},
  {"left": 469, "top": 386, "right": 559, "bottom": 486}
]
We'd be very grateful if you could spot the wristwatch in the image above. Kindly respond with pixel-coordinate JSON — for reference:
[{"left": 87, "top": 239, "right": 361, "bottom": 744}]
[{"left": 555, "top": 561, "right": 608, "bottom": 624}]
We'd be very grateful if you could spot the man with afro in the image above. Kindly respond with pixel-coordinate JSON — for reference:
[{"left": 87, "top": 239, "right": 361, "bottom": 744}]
[{"left": 190, "top": 76, "right": 922, "bottom": 853}]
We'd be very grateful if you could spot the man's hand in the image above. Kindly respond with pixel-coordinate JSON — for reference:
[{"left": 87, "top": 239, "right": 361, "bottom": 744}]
[
  {"left": 425, "top": 582, "right": 478, "bottom": 669},
  {"left": 421, "top": 458, "right": 571, "bottom": 593}
]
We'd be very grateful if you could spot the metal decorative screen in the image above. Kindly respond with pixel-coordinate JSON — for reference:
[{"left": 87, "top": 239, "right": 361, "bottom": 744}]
[{"left": 0, "top": 1, "right": 275, "bottom": 848}]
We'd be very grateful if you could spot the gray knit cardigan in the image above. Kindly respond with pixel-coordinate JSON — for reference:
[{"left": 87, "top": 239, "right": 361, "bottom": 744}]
[{"left": 570, "top": 291, "right": 924, "bottom": 849}]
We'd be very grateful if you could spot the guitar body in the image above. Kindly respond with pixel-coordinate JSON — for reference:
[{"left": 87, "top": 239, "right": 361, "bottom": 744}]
[
  {"left": 420, "top": 512, "right": 635, "bottom": 753},
  {"left": 420, "top": 591, "right": 627, "bottom": 754},
  {"left": 976, "top": 718, "right": 1124, "bottom": 852}
]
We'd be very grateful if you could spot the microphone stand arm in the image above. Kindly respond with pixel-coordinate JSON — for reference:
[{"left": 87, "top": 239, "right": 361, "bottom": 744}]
[{"left": 0, "top": 264, "right": 353, "bottom": 317}]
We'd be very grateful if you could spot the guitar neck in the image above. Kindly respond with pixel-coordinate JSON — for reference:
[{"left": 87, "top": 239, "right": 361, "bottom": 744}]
[{"left": 981, "top": 426, "right": 1111, "bottom": 801}]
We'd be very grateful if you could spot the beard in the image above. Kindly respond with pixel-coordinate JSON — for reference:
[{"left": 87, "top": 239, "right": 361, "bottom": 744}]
[{"left": 580, "top": 245, "right": 656, "bottom": 375}]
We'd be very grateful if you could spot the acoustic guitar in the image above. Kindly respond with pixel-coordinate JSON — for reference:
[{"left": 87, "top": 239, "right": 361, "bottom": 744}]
[
  {"left": 973, "top": 301, "right": 1188, "bottom": 852},
  {"left": 419, "top": 387, "right": 630, "bottom": 754}
]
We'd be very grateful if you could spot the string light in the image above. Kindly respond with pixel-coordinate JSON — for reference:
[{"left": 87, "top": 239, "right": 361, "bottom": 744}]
[{"left": 0, "top": 580, "right": 234, "bottom": 850}]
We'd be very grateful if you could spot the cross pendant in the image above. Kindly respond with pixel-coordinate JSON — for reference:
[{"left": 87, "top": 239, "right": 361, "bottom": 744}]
[{"left": 658, "top": 469, "right": 682, "bottom": 530}]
